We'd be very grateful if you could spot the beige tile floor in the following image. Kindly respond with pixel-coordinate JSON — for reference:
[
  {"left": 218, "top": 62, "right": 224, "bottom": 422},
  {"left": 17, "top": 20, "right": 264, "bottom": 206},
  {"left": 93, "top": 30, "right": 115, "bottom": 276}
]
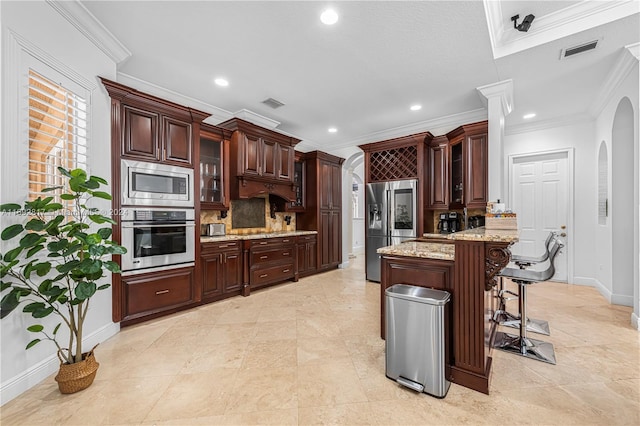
[{"left": 2, "top": 255, "right": 639, "bottom": 425}]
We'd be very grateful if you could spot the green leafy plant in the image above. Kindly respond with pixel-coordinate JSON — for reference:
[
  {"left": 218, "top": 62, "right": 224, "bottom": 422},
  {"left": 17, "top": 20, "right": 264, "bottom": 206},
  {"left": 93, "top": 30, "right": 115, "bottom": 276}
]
[{"left": 0, "top": 167, "right": 125, "bottom": 364}]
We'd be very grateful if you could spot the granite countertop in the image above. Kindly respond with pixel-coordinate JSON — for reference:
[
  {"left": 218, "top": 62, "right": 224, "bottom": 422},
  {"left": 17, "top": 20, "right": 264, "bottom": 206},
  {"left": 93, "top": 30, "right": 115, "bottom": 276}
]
[
  {"left": 423, "top": 226, "right": 519, "bottom": 243},
  {"left": 377, "top": 241, "right": 455, "bottom": 261},
  {"left": 201, "top": 230, "right": 317, "bottom": 243}
]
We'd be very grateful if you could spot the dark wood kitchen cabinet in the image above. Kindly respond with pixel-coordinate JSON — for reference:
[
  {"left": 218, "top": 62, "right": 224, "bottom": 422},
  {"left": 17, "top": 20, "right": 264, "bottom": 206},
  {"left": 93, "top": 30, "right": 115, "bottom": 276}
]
[
  {"left": 296, "top": 234, "right": 317, "bottom": 277},
  {"left": 427, "top": 135, "right": 449, "bottom": 209},
  {"left": 201, "top": 240, "right": 242, "bottom": 301},
  {"left": 446, "top": 121, "right": 488, "bottom": 210},
  {"left": 198, "top": 123, "right": 232, "bottom": 210},
  {"left": 297, "top": 151, "right": 344, "bottom": 272},
  {"left": 217, "top": 118, "right": 301, "bottom": 201},
  {"left": 359, "top": 132, "right": 432, "bottom": 236},
  {"left": 120, "top": 266, "right": 196, "bottom": 325},
  {"left": 101, "top": 78, "right": 208, "bottom": 169},
  {"left": 287, "top": 152, "right": 305, "bottom": 212},
  {"left": 243, "top": 237, "right": 296, "bottom": 294}
]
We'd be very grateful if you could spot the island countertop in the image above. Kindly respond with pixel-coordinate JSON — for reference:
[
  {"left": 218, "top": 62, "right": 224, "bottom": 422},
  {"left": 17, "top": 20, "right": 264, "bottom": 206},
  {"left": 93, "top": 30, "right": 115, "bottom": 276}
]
[
  {"left": 201, "top": 230, "right": 317, "bottom": 243},
  {"left": 422, "top": 226, "right": 519, "bottom": 243},
  {"left": 377, "top": 241, "right": 455, "bottom": 261}
]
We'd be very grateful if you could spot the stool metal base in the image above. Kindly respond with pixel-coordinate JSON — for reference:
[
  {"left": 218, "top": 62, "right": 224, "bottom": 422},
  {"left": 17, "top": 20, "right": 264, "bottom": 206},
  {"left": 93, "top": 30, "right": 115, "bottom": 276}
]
[
  {"left": 494, "top": 311, "right": 551, "bottom": 336},
  {"left": 493, "top": 331, "right": 557, "bottom": 365}
]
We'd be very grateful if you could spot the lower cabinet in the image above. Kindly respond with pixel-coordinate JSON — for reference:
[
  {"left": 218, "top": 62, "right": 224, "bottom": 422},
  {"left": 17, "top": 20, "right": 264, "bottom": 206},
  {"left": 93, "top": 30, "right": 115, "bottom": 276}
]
[
  {"left": 201, "top": 241, "right": 242, "bottom": 301},
  {"left": 121, "top": 266, "right": 195, "bottom": 324},
  {"left": 246, "top": 237, "right": 296, "bottom": 292},
  {"left": 296, "top": 234, "right": 317, "bottom": 277}
]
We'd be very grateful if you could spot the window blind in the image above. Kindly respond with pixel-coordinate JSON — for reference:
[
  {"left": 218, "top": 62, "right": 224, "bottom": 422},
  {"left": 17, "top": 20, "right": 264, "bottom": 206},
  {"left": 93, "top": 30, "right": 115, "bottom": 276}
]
[{"left": 28, "top": 69, "right": 88, "bottom": 204}]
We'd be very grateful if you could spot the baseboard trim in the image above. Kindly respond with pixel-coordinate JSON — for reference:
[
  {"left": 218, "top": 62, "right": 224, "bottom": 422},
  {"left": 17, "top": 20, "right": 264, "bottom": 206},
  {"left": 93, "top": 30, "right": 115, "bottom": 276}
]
[
  {"left": 592, "top": 279, "right": 613, "bottom": 303},
  {"left": 631, "top": 312, "right": 640, "bottom": 331},
  {"left": 611, "top": 293, "right": 634, "bottom": 307},
  {"left": 0, "top": 322, "right": 119, "bottom": 405},
  {"left": 571, "top": 276, "right": 598, "bottom": 286}
]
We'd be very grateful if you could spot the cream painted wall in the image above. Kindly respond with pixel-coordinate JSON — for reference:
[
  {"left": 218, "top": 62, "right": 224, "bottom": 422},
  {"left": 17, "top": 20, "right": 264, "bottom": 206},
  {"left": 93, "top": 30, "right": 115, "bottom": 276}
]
[{"left": 1, "top": 1, "right": 117, "bottom": 404}]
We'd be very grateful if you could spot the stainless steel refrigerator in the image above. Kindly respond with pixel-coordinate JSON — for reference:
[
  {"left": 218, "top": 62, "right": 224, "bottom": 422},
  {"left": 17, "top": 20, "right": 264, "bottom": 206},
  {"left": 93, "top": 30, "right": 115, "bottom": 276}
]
[{"left": 365, "top": 179, "right": 418, "bottom": 282}]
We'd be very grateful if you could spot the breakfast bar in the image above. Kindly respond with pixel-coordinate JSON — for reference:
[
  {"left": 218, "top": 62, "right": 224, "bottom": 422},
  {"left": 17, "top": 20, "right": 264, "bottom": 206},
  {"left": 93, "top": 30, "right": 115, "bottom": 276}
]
[{"left": 378, "top": 227, "right": 518, "bottom": 394}]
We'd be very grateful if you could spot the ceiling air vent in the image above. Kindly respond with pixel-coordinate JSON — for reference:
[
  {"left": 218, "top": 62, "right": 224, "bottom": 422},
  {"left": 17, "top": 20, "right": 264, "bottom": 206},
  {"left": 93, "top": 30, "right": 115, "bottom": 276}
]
[
  {"left": 560, "top": 40, "right": 599, "bottom": 59},
  {"left": 262, "top": 97, "right": 285, "bottom": 109}
]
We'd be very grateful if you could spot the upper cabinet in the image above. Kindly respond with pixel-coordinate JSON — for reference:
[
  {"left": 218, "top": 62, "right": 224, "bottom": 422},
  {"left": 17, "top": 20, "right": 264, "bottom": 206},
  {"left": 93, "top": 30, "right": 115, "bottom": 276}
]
[
  {"left": 101, "top": 78, "right": 208, "bottom": 169},
  {"left": 427, "top": 136, "right": 449, "bottom": 209},
  {"left": 217, "top": 118, "right": 301, "bottom": 201},
  {"left": 445, "top": 121, "right": 488, "bottom": 209},
  {"left": 199, "top": 123, "right": 231, "bottom": 210},
  {"left": 287, "top": 152, "right": 306, "bottom": 212}
]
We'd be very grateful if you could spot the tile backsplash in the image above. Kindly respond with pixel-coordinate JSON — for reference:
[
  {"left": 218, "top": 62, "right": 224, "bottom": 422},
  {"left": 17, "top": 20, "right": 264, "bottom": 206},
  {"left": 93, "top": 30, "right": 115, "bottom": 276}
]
[{"left": 201, "top": 195, "right": 296, "bottom": 235}]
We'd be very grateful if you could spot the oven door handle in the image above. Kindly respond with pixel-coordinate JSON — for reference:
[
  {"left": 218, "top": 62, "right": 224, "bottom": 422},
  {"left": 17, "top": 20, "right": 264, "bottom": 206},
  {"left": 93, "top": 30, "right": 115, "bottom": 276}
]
[{"left": 122, "top": 222, "right": 195, "bottom": 228}]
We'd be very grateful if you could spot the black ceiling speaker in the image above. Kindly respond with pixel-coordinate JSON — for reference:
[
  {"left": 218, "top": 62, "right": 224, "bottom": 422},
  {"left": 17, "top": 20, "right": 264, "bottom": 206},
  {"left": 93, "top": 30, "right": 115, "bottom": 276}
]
[{"left": 511, "top": 14, "right": 535, "bottom": 32}]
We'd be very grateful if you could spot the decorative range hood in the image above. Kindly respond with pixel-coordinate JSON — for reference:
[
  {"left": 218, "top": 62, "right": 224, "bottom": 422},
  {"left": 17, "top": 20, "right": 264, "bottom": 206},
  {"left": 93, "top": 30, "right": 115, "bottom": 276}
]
[{"left": 217, "top": 118, "right": 301, "bottom": 203}]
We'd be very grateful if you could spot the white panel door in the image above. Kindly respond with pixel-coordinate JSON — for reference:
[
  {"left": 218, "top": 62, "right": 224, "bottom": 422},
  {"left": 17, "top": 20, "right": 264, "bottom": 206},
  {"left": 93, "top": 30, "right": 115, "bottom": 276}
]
[{"left": 510, "top": 151, "right": 568, "bottom": 281}]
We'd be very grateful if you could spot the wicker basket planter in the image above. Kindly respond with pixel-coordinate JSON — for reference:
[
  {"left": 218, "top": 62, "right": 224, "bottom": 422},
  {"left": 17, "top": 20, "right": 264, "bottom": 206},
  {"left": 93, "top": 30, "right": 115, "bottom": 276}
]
[{"left": 54, "top": 346, "right": 100, "bottom": 394}]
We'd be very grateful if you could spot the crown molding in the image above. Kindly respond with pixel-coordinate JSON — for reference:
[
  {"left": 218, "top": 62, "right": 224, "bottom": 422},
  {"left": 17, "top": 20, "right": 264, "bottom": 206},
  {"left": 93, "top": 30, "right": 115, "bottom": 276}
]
[
  {"left": 477, "top": 79, "right": 514, "bottom": 115},
  {"left": 589, "top": 42, "right": 640, "bottom": 117},
  {"left": 231, "top": 109, "right": 280, "bottom": 130},
  {"left": 309, "top": 108, "right": 488, "bottom": 153},
  {"left": 46, "top": 0, "right": 131, "bottom": 64},
  {"left": 505, "top": 112, "right": 593, "bottom": 136},
  {"left": 485, "top": 0, "right": 640, "bottom": 59},
  {"left": 116, "top": 72, "right": 233, "bottom": 123}
]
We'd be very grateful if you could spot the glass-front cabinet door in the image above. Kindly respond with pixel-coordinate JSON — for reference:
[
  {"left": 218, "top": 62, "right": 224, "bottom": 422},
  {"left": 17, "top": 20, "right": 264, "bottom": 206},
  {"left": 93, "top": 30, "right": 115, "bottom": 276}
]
[
  {"left": 287, "top": 153, "right": 305, "bottom": 211},
  {"left": 200, "top": 125, "right": 228, "bottom": 210}
]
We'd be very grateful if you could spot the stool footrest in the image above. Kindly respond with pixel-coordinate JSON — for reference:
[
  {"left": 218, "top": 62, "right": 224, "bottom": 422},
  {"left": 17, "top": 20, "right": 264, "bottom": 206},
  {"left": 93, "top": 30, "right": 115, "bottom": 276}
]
[
  {"left": 494, "top": 312, "right": 551, "bottom": 336},
  {"left": 493, "top": 331, "right": 556, "bottom": 364}
]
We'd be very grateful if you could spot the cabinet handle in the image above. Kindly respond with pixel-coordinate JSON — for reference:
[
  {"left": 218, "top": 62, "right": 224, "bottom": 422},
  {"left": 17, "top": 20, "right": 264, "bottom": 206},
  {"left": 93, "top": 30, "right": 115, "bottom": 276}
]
[
  {"left": 282, "top": 239, "right": 289, "bottom": 243},
  {"left": 220, "top": 254, "right": 223, "bottom": 263},
  {"left": 260, "top": 255, "right": 268, "bottom": 259},
  {"left": 259, "top": 242, "right": 268, "bottom": 245},
  {"left": 259, "top": 273, "right": 268, "bottom": 278},
  {"left": 282, "top": 269, "right": 290, "bottom": 273},
  {"left": 219, "top": 244, "right": 229, "bottom": 248},
  {"left": 155, "top": 289, "right": 169, "bottom": 295},
  {"left": 163, "top": 146, "right": 167, "bottom": 161},
  {"left": 283, "top": 252, "right": 289, "bottom": 256}
]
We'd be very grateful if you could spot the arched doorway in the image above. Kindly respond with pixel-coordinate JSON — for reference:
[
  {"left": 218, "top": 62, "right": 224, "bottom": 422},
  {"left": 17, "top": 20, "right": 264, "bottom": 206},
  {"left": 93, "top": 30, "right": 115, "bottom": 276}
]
[{"left": 611, "top": 97, "right": 635, "bottom": 306}]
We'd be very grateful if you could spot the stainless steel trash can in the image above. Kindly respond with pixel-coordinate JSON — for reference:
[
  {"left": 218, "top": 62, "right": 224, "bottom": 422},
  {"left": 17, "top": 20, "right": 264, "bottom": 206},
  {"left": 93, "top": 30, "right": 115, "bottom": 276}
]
[{"left": 385, "top": 284, "right": 451, "bottom": 398}]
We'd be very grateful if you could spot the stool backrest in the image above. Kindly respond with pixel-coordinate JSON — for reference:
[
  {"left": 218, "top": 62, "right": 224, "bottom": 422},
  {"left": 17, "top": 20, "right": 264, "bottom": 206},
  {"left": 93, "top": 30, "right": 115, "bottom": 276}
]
[{"left": 539, "top": 239, "right": 564, "bottom": 281}]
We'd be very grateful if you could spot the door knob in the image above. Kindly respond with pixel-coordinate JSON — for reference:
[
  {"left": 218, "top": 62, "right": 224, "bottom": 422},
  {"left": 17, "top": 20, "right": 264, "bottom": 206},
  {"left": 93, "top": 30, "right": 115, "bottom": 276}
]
[
  {"left": 560, "top": 225, "right": 566, "bottom": 229},
  {"left": 560, "top": 232, "right": 567, "bottom": 237}
]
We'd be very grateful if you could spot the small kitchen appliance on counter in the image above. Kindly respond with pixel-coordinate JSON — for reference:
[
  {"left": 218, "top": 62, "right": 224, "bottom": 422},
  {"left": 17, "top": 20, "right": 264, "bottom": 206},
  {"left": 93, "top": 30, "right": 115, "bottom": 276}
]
[{"left": 201, "top": 223, "right": 226, "bottom": 237}]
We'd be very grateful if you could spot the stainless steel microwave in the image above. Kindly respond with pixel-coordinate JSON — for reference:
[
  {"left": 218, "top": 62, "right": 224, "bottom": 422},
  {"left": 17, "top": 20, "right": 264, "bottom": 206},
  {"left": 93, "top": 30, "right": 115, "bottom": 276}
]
[{"left": 121, "top": 159, "right": 194, "bottom": 207}]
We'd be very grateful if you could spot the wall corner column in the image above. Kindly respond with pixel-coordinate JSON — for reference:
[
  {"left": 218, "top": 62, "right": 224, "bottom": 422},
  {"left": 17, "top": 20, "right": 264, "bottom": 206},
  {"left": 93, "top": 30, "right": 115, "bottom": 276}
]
[{"left": 477, "top": 80, "right": 514, "bottom": 204}]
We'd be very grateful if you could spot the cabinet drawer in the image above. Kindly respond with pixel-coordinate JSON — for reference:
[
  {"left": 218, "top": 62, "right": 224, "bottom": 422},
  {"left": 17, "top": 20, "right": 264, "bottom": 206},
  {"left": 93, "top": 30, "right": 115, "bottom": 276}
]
[
  {"left": 202, "top": 241, "right": 240, "bottom": 252},
  {"left": 249, "top": 237, "right": 294, "bottom": 248},
  {"left": 251, "top": 247, "right": 293, "bottom": 264},
  {"left": 124, "top": 268, "right": 194, "bottom": 316},
  {"left": 297, "top": 234, "right": 317, "bottom": 243},
  {"left": 251, "top": 263, "right": 294, "bottom": 286}
]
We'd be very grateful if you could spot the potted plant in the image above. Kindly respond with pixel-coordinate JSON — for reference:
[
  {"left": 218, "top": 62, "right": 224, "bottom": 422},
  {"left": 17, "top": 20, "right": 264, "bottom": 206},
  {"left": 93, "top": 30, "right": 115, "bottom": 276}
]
[{"left": 0, "top": 167, "right": 125, "bottom": 394}]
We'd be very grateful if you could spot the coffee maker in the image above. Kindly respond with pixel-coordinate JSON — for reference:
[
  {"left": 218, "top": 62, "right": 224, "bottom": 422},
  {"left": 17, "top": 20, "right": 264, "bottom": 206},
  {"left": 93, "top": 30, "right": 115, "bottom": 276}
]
[
  {"left": 448, "top": 212, "right": 460, "bottom": 233},
  {"left": 438, "top": 212, "right": 450, "bottom": 234}
]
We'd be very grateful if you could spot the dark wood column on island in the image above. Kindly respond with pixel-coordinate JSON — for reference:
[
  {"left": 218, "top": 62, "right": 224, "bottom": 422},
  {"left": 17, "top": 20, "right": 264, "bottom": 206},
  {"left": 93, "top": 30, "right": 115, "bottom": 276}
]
[{"left": 378, "top": 227, "right": 518, "bottom": 394}]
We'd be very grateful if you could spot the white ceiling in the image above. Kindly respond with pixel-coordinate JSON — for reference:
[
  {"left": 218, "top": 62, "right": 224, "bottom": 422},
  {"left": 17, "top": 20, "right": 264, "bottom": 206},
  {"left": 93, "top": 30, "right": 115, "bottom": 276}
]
[{"left": 78, "top": 1, "right": 639, "bottom": 153}]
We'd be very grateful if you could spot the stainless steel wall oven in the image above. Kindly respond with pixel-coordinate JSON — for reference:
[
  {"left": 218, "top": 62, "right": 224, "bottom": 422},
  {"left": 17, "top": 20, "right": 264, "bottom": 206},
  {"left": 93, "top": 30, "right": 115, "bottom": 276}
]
[{"left": 120, "top": 207, "right": 195, "bottom": 274}]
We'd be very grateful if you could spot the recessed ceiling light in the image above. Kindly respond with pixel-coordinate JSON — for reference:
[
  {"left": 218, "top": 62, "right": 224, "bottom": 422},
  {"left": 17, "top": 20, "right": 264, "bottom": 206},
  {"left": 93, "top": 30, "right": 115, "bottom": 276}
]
[
  {"left": 523, "top": 113, "right": 536, "bottom": 119},
  {"left": 328, "top": 127, "right": 338, "bottom": 133},
  {"left": 214, "top": 78, "right": 229, "bottom": 87},
  {"left": 410, "top": 104, "right": 422, "bottom": 111},
  {"left": 320, "top": 9, "right": 339, "bottom": 25}
]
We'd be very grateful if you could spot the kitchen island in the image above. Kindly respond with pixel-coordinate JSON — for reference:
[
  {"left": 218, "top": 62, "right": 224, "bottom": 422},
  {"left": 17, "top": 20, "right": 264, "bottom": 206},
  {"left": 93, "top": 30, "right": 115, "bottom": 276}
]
[{"left": 377, "top": 227, "right": 518, "bottom": 394}]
